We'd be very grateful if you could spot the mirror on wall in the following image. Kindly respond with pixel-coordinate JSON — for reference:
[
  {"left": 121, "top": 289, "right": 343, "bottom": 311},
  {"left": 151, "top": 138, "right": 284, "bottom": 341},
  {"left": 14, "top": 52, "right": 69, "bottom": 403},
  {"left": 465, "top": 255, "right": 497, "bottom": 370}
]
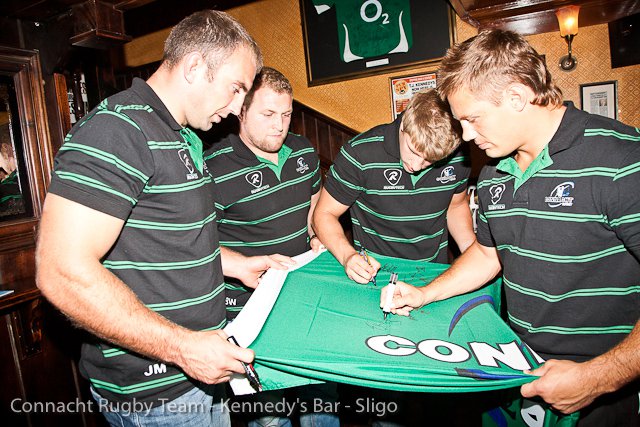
[
  {"left": 0, "top": 46, "right": 53, "bottom": 249},
  {"left": 0, "top": 76, "right": 31, "bottom": 219}
]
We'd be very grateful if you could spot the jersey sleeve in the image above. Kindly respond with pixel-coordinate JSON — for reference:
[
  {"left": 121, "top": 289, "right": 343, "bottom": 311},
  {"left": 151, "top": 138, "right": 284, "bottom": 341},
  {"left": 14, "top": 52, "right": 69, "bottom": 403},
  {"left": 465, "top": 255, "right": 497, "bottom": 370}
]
[
  {"left": 47, "top": 111, "right": 154, "bottom": 220},
  {"left": 453, "top": 144, "right": 471, "bottom": 194},
  {"left": 310, "top": 149, "right": 321, "bottom": 195},
  {"left": 323, "top": 142, "right": 365, "bottom": 207},
  {"left": 311, "top": 0, "right": 333, "bottom": 13},
  {"left": 607, "top": 144, "right": 640, "bottom": 258},
  {"left": 475, "top": 169, "right": 497, "bottom": 248}
]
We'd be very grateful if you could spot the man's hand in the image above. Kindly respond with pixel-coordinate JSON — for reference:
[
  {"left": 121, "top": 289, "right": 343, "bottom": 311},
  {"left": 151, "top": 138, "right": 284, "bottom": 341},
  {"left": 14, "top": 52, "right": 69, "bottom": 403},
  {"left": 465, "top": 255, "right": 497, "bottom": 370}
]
[
  {"left": 175, "top": 329, "right": 254, "bottom": 384},
  {"left": 310, "top": 235, "right": 324, "bottom": 252},
  {"left": 344, "top": 251, "right": 380, "bottom": 284},
  {"left": 520, "top": 359, "right": 602, "bottom": 414},
  {"left": 237, "top": 254, "right": 296, "bottom": 289},
  {"left": 380, "top": 281, "right": 425, "bottom": 316}
]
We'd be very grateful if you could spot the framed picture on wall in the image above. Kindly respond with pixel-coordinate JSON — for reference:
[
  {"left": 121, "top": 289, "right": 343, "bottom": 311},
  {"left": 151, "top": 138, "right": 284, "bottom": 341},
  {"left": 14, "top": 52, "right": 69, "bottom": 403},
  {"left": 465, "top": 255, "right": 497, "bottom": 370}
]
[
  {"left": 389, "top": 72, "right": 436, "bottom": 120},
  {"left": 300, "top": 0, "right": 455, "bottom": 86},
  {"left": 580, "top": 81, "right": 618, "bottom": 120}
]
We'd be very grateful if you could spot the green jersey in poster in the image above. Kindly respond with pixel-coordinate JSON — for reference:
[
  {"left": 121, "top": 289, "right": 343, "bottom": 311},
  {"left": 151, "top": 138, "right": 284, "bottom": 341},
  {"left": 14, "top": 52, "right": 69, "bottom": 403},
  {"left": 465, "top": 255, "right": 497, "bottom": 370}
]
[{"left": 312, "top": 0, "right": 412, "bottom": 62}]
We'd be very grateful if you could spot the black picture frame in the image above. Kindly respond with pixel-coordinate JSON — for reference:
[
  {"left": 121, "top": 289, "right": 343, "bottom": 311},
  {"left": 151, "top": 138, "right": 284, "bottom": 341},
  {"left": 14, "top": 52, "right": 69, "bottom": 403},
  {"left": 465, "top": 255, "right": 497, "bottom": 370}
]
[
  {"left": 300, "top": 0, "right": 455, "bottom": 86},
  {"left": 580, "top": 80, "right": 618, "bottom": 120}
]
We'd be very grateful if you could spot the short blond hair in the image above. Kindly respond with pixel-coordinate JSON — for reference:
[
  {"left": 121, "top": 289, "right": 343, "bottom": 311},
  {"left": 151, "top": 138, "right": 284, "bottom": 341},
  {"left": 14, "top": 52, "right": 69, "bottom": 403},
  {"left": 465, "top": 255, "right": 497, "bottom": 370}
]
[
  {"left": 438, "top": 29, "right": 563, "bottom": 107},
  {"left": 401, "top": 89, "right": 462, "bottom": 162}
]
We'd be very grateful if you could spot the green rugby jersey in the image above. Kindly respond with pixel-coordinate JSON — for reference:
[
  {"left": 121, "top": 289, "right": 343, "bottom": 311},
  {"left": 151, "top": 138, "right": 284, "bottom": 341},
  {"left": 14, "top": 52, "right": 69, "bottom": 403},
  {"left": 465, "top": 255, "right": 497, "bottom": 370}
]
[
  {"left": 324, "top": 116, "right": 470, "bottom": 262},
  {"left": 476, "top": 104, "right": 640, "bottom": 361},
  {"left": 47, "top": 78, "right": 226, "bottom": 405},
  {"left": 204, "top": 133, "right": 321, "bottom": 318},
  {"left": 313, "top": 0, "right": 412, "bottom": 62}
]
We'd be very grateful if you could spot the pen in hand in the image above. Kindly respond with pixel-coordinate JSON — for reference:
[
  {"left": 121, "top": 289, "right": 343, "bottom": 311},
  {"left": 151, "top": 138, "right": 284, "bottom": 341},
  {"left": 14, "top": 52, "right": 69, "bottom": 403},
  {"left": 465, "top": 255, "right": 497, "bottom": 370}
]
[
  {"left": 382, "top": 272, "right": 398, "bottom": 320},
  {"left": 227, "top": 336, "right": 263, "bottom": 393},
  {"left": 359, "top": 248, "right": 377, "bottom": 286}
]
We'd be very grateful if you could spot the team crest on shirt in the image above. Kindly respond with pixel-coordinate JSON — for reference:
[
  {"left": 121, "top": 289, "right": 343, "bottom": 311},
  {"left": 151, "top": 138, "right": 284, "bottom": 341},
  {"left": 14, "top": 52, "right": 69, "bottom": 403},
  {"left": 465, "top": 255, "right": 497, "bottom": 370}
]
[
  {"left": 488, "top": 183, "right": 506, "bottom": 210},
  {"left": 436, "top": 166, "right": 457, "bottom": 183},
  {"left": 178, "top": 149, "right": 199, "bottom": 180},
  {"left": 296, "top": 157, "right": 309, "bottom": 174},
  {"left": 383, "top": 168, "right": 404, "bottom": 189},
  {"left": 246, "top": 171, "right": 270, "bottom": 194},
  {"left": 545, "top": 182, "right": 575, "bottom": 208}
]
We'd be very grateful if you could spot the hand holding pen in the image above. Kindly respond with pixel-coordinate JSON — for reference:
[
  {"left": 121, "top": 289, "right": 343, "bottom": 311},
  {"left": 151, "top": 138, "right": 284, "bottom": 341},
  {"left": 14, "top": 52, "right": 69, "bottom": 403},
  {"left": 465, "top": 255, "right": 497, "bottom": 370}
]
[
  {"left": 359, "top": 248, "right": 378, "bottom": 286},
  {"left": 382, "top": 272, "right": 398, "bottom": 319},
  {"left": 227, "top": 336, "right": 263, "bottom": 393},
  {"left": 343, "top": 247, "right": 380, "bottom": 284}
]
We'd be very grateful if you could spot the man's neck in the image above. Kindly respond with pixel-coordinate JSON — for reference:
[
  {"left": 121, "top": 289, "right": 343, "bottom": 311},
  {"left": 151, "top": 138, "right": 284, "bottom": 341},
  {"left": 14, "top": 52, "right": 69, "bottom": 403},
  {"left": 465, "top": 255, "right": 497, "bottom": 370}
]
[
  {"left": 146, "top": 67, "right": 187, "bottom": 127},
  {"left": 514, "top": 104, "right": 566, "bottom": 172},
  {"left": 239, "top": 133, "right": 279, "bottom": 164}
]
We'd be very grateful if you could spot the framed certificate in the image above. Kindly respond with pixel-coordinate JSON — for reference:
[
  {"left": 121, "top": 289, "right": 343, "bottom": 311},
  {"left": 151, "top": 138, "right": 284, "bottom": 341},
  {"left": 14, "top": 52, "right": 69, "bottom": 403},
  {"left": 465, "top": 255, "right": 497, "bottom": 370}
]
[
  {"left": 389, "top": 72, "right": 437, "bottom": 120},
  {"left": 580, "top": 81, "right": 618, "bottom": 120}
]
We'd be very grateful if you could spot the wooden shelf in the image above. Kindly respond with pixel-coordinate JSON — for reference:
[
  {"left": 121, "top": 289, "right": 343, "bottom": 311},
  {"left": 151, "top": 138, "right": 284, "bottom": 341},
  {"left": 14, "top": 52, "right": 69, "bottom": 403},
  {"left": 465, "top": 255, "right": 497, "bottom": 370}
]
[{"left": 0, "top": 280, "right": 40, "bottom": 313}]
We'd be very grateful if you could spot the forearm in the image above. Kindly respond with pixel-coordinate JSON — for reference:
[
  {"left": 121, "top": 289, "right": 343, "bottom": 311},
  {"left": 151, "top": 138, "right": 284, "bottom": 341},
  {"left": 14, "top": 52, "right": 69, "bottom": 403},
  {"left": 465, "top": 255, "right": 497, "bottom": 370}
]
[
  {"left": 36, "top": 256, "right": 188, "bottom": 366},
  {"left": 420, "top": 241, "right": 501, "bottom": 305},
  {"left": 312, "top": 209, "right": 356, "bottom": 265},
  {"left": 447, "top": 197, "right": 476, "bottom": 253},
  {"left": 220, "top": 246, "right": 247, "bottom": 279},
  {"left": 583, "top": 320, "right": 640, "bottom": 395}
]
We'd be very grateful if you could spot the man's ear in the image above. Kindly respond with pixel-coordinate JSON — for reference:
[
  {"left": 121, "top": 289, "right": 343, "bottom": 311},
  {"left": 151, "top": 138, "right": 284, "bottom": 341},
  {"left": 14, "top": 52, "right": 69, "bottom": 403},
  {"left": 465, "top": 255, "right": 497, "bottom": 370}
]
[
  {"left": 182, "top": 52, "right": 205, "bottom": 84},
  {"left": 238, "top": 105, "right": 247, "bottom": 121},
  {"left": 504, "top": 83, "right": 530, "bottom": 112}
]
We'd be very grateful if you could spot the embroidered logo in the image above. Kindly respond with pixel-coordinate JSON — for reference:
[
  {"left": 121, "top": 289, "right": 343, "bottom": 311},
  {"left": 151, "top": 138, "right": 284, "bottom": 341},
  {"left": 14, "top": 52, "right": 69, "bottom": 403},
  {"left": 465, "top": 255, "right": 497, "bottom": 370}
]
[
  {"left": 383, "top": 168, "right": 404, "bottom": 189},
  {"left": 488, "top": 183, "right": 506, "bottom": 211},
  {"left": 296, "top": 157, "right": 309, "bottom": 174},
  {"left": 246, "top": 171, "right": 263, "bottom": 188},
  {"left": 246, "top": 171, "right": 269, "bottom": 194},
  {"left": 545, "top": 182, "right": 575, "bottom": 208},
  {"left": 436, "top": 166, "right": 457, "bottom": 183},
  {"left": 178, "top": 149, "right": 198, "bottom": 180}
]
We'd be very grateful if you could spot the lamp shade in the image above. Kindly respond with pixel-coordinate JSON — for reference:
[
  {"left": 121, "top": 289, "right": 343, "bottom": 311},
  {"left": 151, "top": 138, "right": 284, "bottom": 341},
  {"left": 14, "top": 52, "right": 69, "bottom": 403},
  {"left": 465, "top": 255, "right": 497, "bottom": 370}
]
[{"left": 556, "top": 5, "right": 580, "bottom": 37}]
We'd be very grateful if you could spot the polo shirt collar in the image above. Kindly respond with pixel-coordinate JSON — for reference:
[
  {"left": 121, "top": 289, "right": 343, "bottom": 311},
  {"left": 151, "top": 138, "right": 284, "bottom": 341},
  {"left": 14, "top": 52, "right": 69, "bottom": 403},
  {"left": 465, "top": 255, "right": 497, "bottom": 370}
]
[
  {"left": 382, "top": 115, "right": 403, "bottom": 163},
  {"left": 547, "top": 102, "right": 587, "bottom": 156},
  {"left": 230, "top": 133, "right": 293, "bottom": 179},
  {"left": 129, "top": 77, "right": 182, "bottom": 131}
]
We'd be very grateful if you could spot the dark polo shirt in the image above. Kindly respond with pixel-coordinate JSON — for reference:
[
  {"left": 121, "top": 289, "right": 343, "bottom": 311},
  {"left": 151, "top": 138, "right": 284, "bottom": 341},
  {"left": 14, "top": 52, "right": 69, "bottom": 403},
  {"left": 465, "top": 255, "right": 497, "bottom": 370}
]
[
  {"left": 324, "top": 116, "right": 470, "bottom": 262},
  {"left": 48, "top": 78, "right": 226, "bottom": 405},
  {"left": 476, "top": 104, "right": 640, "bottom": 361},
  {"left": 205, "top": 132, "right": 320, "bottom": 318}
]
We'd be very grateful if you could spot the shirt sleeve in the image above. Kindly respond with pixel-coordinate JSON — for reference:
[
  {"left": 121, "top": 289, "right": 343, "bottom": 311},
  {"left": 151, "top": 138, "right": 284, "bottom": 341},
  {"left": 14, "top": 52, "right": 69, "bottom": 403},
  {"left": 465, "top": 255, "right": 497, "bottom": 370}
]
[
  {"left": 311, "top": 150, "right": 321, "bottom": 195},
  {"left": 47, "top": 111, "right": 154, "bottom": 220},
  {"left": 607, "top": 145, "right": 640, "bottom": 258},
  {"left": 475, "top": 169, "right": 496, "bottom": 248},
  {"left": 323, "top": 142, "right": 364, "bottom": 207},
  {"left": 453, "top": 144, "right": 471, "bottom": 194}
]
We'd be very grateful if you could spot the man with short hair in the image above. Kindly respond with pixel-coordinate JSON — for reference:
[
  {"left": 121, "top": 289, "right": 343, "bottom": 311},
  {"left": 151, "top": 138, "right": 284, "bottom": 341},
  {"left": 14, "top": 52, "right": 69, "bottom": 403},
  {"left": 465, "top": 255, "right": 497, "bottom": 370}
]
[
  {"left": 385, "top": 29, "right": 640, "bottom": 426},
  {"left": 313, "top": 89, "right": 475, "bottom": 283},
  {"left": 312, "top": 89, "right": 474, "bottom": 426},
  {"left": 205, "top": 66, "right": 338, "bottom": 427},
  {"left": 36, "top": 10, "right": 286, "bottom": 426}
]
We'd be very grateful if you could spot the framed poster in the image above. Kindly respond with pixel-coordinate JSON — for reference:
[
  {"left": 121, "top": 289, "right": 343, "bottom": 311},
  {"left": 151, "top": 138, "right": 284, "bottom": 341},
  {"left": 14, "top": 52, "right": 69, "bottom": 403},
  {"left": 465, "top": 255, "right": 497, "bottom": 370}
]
[
  {"left": 389, "top": 72, "right": 436, "bottom": 120},
  {"left": 300, "top": 0, "right": 455, "bottom": 86},
  {"left": 580, "top": 81, "right": 618, "bottom": 120}
]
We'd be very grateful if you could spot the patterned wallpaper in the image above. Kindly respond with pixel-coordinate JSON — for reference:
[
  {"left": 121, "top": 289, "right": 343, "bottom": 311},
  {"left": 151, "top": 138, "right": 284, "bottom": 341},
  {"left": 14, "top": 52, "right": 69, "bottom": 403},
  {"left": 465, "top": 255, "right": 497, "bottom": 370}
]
[{"left": 123, "top": 0, "right": 640, "bottom": 131}]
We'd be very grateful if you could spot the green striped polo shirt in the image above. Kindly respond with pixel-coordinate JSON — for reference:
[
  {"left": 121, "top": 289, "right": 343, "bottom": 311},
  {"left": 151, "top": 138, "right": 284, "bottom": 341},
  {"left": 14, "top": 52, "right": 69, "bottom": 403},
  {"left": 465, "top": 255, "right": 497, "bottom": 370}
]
[
  {"left": 476, "top": 104, "right": 640, "bottom": 361},
  {"left": 47, "top": 78, "right": 226, "bottom": 405},
  {"left": 324, "top": 115, "right": 470, "bottom": 262},
  {"left": 204, "top": 132, "right": 321, "bottom": 318}
]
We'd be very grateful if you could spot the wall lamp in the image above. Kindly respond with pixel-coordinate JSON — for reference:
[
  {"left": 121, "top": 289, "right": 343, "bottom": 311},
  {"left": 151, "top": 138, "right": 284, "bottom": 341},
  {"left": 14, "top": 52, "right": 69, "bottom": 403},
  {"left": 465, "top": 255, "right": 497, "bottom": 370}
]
[{"left": 555, "top": 5, "right": 580, "bottom": 71}]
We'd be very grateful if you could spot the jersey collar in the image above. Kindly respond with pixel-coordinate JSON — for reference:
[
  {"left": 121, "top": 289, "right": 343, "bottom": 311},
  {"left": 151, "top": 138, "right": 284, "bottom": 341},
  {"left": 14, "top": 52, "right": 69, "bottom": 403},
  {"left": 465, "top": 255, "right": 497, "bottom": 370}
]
[
  {"left": 129, "top": 78, "right": 182, "bottom": 131},
  {"left": 382, "top": 115, "right": 403, "bottom": 161}
]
